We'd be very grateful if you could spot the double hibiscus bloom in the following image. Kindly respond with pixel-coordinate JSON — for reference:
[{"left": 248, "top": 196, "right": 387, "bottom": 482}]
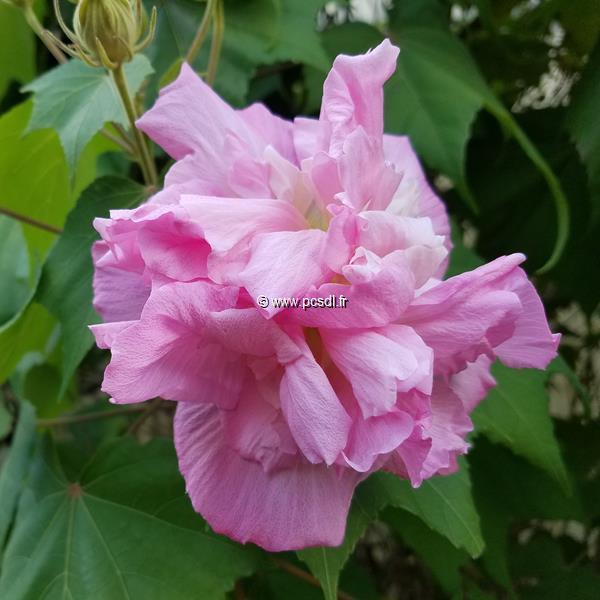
[{"left": 91, "top": 40, "right": 559, "bottom": 551}]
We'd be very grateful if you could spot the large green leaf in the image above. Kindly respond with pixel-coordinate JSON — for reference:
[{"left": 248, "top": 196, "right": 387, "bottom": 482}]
[
  {"left": 23, "top": 56, "right": 153, "bottom": 173},
  {"left": 0, "top": 436, "right": 263, "bottom": 599},
  {"left": 0, "top": 101, "right": 115, "bottom": 263},
  {"left": 0, "top": 4, "right": 36, "bottom": 99},
  {"left": 472, "top": 362, "right": 570, "bottom": 492},
  {"left": 0, "top": 401, "right": 36, "bottom": 555},
  {"left": 35, "top": 176, "right": 146, "bottom": 396},
  {"left": 299, "top": 463, "right": 483, "bottom": 600},
  {"left": 566, "top": 41, "right": 600, "bottom": 226},
  {"left": 147, "top": 0, "right": 327, "bottom": 106},
  {"left": 383, "top": 508, "right": 469, "bottom": 596},
  {"left": 470, "top": 438, "right": 583, "bottom": 593},
  {"left": 297, "top": 475, "right": 387, "bottom": 600}
]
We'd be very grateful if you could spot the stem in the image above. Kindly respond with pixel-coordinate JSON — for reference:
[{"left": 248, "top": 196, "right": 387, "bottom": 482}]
[
  {"left": 126, "top": 398, "right": 163, "bottom": 435},
  {"left": 272, "top": 559, "right": 356, "bottom": 600},
  {"left": 24, "top": 6, "right": 67, "bottom": 64},
  {"left": 186, "top": 0, "right": 215, "bottom": 64},
  {"left": 22, "top": 7, "right": 135, "bottom": 156},
  {"left": 0, "top": 206, "right": 62, "bottom": 234},
  {"left": 206, "top": 0, "right": 224, "bottom": 86},
  {"left": 111, "top": 64, "right": 158, "bottom": 186},
  {"left": 38, "top": 405, "right": 148, "bottom": 428}
]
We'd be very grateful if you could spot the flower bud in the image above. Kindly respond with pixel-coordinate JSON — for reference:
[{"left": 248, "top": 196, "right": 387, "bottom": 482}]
[
  {"left": 73, "top": 0, "right": 139, "bottom": 66},
  {"left": 52, "top": 0, "right": 156, "bottom": 69}
]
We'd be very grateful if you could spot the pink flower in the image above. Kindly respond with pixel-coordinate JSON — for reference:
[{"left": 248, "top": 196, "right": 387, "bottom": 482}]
[{"left": 90, "top": 40, "right": 559, "bottom": 551}]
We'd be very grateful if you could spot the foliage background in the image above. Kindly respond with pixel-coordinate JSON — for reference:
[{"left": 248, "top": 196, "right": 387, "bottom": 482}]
[{"left": 0, "top": 0, "right": 598, "bottom": 598}]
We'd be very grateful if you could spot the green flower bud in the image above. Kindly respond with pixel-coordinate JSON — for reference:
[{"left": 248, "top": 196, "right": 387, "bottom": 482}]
[
  {"left": 52, "top": 0, "right": 156, "bottom": 69},
  {"left": 74, "top": 0, "right": 139, "bottom": 66}
]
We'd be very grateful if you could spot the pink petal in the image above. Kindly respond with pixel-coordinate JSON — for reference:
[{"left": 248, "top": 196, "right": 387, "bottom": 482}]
[
  {"left": 344, "top": 409, "right": 414, "bottom": 473},
  {"left": 174, "top": 402, "right": 362, "bottom": 551},
  {"left": 89, "top": 320, "right": 136, "bottom": 349},
  {"left": 287, "top": 248, "right": 415, "bottom": 329},
  {"left": 238, "top": 102, "right": 297, "bottom": 164},
  {"left": 450, "top": 355, "right": 496, "bottom": 413},
  {"left": 92, "top": 241, "right": 150, "bottom": 322},
  {"left": 101, "top": 281, "right": 247, "bottom": 405},
  {"left": 420, "top": 379, "right": 473, "bottom": 479},
  {"left": 180, "top": 195, "right": 307, "bottom": 254},
  {"left": 322, "top": 324, "right": 432, "bottom": 418},
  {"left": 337, "top": 126, "right": 401, "bottom": 211},
  {"left": 280, "top": 354, "right": 351, "bottom": 465},
  {"left": 137, "top": 63, "right": 259, "bottom": 161},
  {"left": 403, "top": 255, "right": 527, "bottom": 374},
  {"left": 321, "top": 39, "right": 399, "bottom": 153},
  {"left": 239, "top": 229, "right": 331, "bottom": 317},
  {"left": 382, "top": 134, "right": 451, "bottom": 275},
  {"left": 494, "top": 268, "right": 560, "bottom": 368}
]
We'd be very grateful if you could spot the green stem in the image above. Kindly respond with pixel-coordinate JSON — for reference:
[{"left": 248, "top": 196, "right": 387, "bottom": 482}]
[
  {"left": 23, "top": 5, "right": 66, "bottom": 64},
  {"left": 186, "top": 0, "right": 215, "bottom": 64},
  {"left": 0, "top": 205, "right": 62, "bottom": 234},
  {"left": 111, "top": 64, "right": 158, "bottom": 186},
  {"left": 38, "top": 406, "right": 148, "bottom": 428},
  {"left": 487, "top": 102, "right": 570, "bottom": 274},
  {"left": 206, "top": 0, "right": 224, "bottom": 86}
]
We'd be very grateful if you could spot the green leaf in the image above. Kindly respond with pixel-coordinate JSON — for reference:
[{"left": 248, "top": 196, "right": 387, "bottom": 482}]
[
  {"left": 472, "top": 362, "right": 570, "bottom": 492},
  {"left": 510, "top": 532, "right": 600, "bottom": 600},
  {"left": 372, "top": 462, "right": 484, "bottom": 558},
  {"left": 470, "top": 438, "right": 583, "bottom": 592},
  {"left": 0, "top": 4, "right": 36, "bottom": 99},
  {"left": 0, "top": 302, "right": 55, "bottom": 383},
  {"left": 23, "top": 56, "right": 153, "bottom": 172},
  {"left": 383, "top": 508, "right": 469, "bottom": 596},
  {"left": 0, "top": 216, "right": 29, "bottom": 326},
  {"left": 297, "top": 476, "right": 387, "bottom": 600},
  {"left": 0, "top": 436, "right": 263, "bottom": 599},
  {"left": 383, "top": 3, "right": 570, "bottom": 270},
  {"left": 0, "top": 101, "right": 114, "bottom": 263},
  {"left": 0, "top": 401, "right": 36, "bottom": 555},
  {"left": 566, "top": 41, "right": 600, "bottom": 227},
  {"left": 385, "top": 26, "right": 489, "bottom": 206},
  {"left": 35, "top": 176, "right": 146, "bottom": 396},
  {"left": 147, "top": 0, "right": 327, "bottom": 106},
  {"left": 299, "top": 462, "right": 483, "bottom": 600}
]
